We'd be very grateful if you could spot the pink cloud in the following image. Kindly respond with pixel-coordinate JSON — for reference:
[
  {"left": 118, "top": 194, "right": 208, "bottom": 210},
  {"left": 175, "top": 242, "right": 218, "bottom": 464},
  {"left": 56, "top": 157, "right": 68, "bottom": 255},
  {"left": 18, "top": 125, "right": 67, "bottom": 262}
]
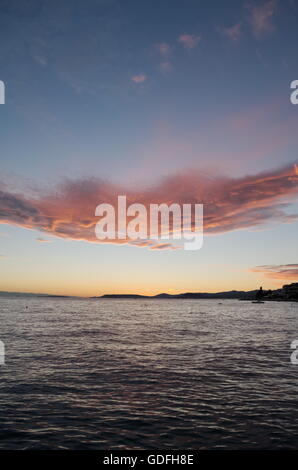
[
  {"left": 248, "top": 0, "right": 277, "bottom": 37},
  {"left": 150, "top": 243, "right": 180, "bottom": 251},
  {"left": 131, "top": 74, "right": 147, "bottom": 84},
  {"left": 0, "top": 163, "right": 297, "bottom": 250},
  {"left": 178, "top": 34, "right": 201, "bottom": 49},
  {"left": 155, "top": 42, "right": 171, "bottom": 56},
  {"left": 36, "top": 237, "right": 51, "bottom": 243},
  {"left": 250, "top": 264, "right": 298, "bottom": 280},
  {"left": 222, "top": 23, "right": 242, "bottom": 41}
]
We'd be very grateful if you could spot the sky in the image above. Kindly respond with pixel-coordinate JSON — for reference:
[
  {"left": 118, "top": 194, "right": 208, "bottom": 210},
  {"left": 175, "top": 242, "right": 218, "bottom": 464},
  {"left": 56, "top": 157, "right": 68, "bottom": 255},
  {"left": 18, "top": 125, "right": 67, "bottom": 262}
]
[{"left": 0, "top": 0, "right": 298, "bottom": 296}]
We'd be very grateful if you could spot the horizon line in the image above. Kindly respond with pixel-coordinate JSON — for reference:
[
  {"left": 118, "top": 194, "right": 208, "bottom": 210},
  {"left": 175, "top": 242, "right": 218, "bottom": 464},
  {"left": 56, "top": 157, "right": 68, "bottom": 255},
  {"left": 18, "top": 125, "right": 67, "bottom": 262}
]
[{"left": 0, "top": 284, "right": 293, "bottom": 299}]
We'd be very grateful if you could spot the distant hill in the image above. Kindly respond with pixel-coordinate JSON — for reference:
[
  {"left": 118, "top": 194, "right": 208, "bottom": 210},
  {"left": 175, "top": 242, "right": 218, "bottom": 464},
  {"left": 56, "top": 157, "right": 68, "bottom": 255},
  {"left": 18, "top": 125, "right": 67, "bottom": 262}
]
[
  {"left": 94, "top": 284, "right": 298, "bottom": 301},
  {"left": 0, "top": 291, "right": 72, "bottom": 298},
  {"left": 1, "top": 283, "right": 297, "bottom": 301},
  {"left": 94, "top": 290, "right": 259, "bottom": 300}
]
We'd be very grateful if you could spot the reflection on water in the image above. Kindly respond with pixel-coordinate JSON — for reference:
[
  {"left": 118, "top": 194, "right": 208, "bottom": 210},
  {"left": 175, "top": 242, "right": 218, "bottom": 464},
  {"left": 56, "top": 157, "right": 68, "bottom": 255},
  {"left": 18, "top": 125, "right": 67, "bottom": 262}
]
[{"left": 0, "top": 297, "right": 297, "bottom": 449}]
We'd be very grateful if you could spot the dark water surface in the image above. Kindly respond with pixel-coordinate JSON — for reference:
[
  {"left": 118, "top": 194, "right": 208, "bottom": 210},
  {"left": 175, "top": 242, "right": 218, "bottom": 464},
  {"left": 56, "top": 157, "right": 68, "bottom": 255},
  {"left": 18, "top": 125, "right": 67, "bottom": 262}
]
[{"left": 0, "top": 297, "right": 297, "bottom": 449}]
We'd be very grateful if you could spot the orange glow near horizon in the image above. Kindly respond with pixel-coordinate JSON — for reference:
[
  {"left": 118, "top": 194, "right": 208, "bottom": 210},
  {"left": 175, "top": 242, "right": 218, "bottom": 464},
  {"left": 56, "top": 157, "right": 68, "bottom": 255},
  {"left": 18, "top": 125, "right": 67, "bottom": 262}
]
[{"left": 0, "top": 264, "right": 289, "bottom": 298}]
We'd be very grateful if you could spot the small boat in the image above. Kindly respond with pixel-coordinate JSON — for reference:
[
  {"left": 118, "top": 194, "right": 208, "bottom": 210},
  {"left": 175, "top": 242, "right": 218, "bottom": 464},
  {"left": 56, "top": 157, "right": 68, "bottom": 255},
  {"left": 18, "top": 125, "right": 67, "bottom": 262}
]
[{"left": 252, "top": 300, "right": 265, "bottom": 304}]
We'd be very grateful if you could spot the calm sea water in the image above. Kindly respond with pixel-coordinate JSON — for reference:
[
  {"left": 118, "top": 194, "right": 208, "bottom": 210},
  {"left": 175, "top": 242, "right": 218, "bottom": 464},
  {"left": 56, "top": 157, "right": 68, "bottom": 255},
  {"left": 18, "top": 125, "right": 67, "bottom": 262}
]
[{"left": 0, "top": 297, "right": 297, "bottom": 450}]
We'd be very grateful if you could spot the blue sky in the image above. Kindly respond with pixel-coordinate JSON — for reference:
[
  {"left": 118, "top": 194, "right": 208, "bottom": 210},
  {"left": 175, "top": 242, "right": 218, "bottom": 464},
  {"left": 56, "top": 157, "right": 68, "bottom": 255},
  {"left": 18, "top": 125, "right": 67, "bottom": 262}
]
[{"left": 0, "top": 0, "right": 298, "bottom": 295}]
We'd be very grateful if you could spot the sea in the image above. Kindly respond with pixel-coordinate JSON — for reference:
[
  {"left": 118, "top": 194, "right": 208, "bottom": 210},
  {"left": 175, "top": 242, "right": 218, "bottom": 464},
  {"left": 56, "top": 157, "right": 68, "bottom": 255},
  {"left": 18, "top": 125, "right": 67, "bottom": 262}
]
[{"left": 0, "top": 296, "right": 297, "bottom": 449}]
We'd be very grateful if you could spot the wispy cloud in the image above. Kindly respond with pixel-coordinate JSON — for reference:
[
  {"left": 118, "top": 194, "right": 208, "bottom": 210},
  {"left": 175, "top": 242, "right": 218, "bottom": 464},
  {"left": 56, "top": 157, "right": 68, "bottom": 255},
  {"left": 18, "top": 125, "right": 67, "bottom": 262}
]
[
  {"left": 178, "top": 34, "right": 201, "bottom": 49},
  {"left": 160, "top": 61, "right": 172, "bottom": 72},
  {"left": 0, "top": 163, "right": 297, "bottom": 249},
  {"left": 129, "top": 240, "right": 178, "bottom": 250},
  {"left": 155, "top": 42, "right": 171, "bottom": 56},
  {"left": 131, "top": 74, "right": 147, "bottom": 84},
  {"left": 250, "top": 264, "right": 298, "bottom": 280},
  {"left": 150, "top": 243, "right": 179, "bottom": 251},
  {"left": 36, "top": 237, "right": 51, "bottom": 243},
  {"left": 221, "top": 23, "right": 242, "bottom": 42},
  {"left": 154, "top": 43, "right": 173, "bottom": 73},
  {"left": 248, "top": 0, "right": 277, "bottom": 37}
]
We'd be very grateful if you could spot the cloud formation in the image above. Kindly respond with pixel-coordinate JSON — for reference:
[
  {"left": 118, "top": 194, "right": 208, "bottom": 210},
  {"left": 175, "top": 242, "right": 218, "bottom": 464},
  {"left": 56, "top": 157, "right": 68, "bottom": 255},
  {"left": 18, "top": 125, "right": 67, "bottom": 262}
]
[
  {"left": 178, "top": 34, "right": 201, "bottom": 49},
  {"left": 131, "top": 74, "right": 147, "bottom": 84},
  {"left": 0, "top": 163, "right": 297, "bottom": 249},
  {"left": 248, "top": 0, "right": 277, "bottom": 37},
  {"left": 250, "top": 264, "right": 298, "bottom": 280},
  {"left": 160, "top": 61, "right": 172, "bottom": 72},
  {"left": 155, "top": 42, "right": 171, "bottom": 56},
  {"left": 222, "top": 23, "right": 242, "bottom": 41}
]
